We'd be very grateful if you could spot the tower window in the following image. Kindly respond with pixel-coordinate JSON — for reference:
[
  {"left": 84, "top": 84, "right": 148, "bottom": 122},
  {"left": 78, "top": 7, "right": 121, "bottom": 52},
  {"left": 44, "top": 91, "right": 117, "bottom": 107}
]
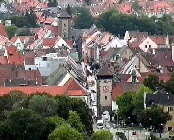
[
  {"left": 105, "top": 96, "right": 107, "bottom": 100},
  {"left": 64, "top": 24, "right": 66, "bottom": 27}
]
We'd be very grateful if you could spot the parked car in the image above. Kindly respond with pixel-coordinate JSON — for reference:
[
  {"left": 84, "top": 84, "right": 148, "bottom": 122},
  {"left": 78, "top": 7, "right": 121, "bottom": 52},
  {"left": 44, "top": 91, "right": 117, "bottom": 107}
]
[{"left": 97, "top": 120, "right": 104, "bottom": 129}]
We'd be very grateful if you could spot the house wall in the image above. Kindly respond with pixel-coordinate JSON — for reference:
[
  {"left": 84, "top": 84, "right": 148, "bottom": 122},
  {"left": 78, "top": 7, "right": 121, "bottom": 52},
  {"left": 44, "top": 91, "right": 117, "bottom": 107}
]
[
  {"left": 139, "top": 37, "right": 158, "bottom": 52},
  {"left": 24, "top": 65, "right": 37, "bottom": 70},
  {"left": 134, "top": 57, "right": 150, "bottom": 73},
  {"left": 14, "top": 38, "right": 24, "bottom": 51},
  {"left": 54, "top": 38, "right": 69, "bottom": 49},
  {"left": 163, "top": 105, "right": 174, "bottom": 132},
  {"left": 116, "top": 47, "right": 133, "bottom": 64}
]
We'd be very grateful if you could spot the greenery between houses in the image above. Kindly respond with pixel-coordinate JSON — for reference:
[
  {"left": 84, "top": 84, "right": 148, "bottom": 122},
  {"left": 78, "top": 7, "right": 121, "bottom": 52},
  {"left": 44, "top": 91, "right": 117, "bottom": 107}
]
[
  {"left": 0, "top": 92, "right": 96, "bottom": 140},
  {"left": 116, "top": 83, "right": 172, "bottom": 132},
  {"left": 115, "top": 132, "right": 127, "bottom": 140}
]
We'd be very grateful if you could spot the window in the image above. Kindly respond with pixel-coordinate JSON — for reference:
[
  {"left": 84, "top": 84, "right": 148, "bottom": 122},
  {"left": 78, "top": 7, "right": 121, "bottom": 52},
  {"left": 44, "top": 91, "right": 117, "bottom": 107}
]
[
  {"left": 168, "top": 107, "right": 173, "bottom": 112},
  {"left": 29, "top": 68, "right": 31, "bottom": 70},
  {"left": 145, "top": 45, "right": 148, "bottom": 48},
  {"left": 64, "top": 23, "right": 66, "bottom": 27},
  {"left": 63, "top": 29, "right": 66, "bottom": 32},
  {"left": 168, "top": 127, "right": 172, "bottom": 131},
  {"left": 149, "top": 45, "right": 151, "bottom": 48},
  {"left": 42, "top": 57, "right": 47, "bottom": 61},
  {"left": 105, "top": 96, "right": 107, "bottom": 100}
]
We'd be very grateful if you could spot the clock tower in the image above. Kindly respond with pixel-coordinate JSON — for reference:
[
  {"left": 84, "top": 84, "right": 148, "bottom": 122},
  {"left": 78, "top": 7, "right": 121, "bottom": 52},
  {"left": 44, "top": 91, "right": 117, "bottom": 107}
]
[{"left": 96, "top": 65, "right": 113, "bottom": 117}]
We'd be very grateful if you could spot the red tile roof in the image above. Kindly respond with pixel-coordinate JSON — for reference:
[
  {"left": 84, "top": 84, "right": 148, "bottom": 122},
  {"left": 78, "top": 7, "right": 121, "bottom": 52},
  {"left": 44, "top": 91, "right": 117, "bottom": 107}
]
[
  {"left": 0, "top": 23, "right": 7, "bottom": 37},
  {"left": 0, "top": 56, "right": 7, "bottom": 64},
  {"left": 6, "top": 46, "right": 24, "bottom": 65},
  {"left": 11, "top": 36, "right": 26, "bottom": 43},
  {"left": 67, "top": 90, "right": 83, "bottom": 96},
  {"left": 43, "top": 38, "right": 57, "bottom": 47},
  {"left": 66, "top": 40, "right": 73, "bottom": 46},
  {"left": 46, "top": 26, "right": 59, "bottom": 36},
  {"left": 149, "top": 36, "right": 166, "bottom": 45},
  {"left": 0, "top": 86, "right": 66, "bottom": 96},
  {"left": 119, "top": 3, "right": 135, "bottom": 14}
]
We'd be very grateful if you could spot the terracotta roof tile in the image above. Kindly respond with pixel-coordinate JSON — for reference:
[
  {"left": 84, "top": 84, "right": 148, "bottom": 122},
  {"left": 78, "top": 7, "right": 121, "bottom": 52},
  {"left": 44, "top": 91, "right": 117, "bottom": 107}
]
[
  {"left": 149, "top": 36, "right": 166, "bottom": 45},
  {"left": 43, "top": 38, "right": 57, "bottom": 47},
  {"left": 0, "top": 86, "right": 66, "bottom": 96},
  {"left": 0, "top": 56, "right": 7, "bottom": 64},
  {"left": 66, "top": 40, "right": 73, "bottom": 46},
  {"left": 0, "top": 23, "right": 7, "bottom": 37}
]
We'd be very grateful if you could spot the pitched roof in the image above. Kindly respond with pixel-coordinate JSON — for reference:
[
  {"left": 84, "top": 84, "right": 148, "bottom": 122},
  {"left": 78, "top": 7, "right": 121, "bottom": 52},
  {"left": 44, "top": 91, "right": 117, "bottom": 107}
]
[
  {"left": 58, "top": 10, "right": 71, "bottom": 18},
  {"left": 112, "top": 74, "right": 141, "bottom": 100},
  {"left": 146, "top": 90, "right": 174, "bottom": 106},
  {"left": 143, "top": 48, "right": 174, "bottom": 67},
  {"left": 0, "top": 56, "right": 7, "bottom": 64},
  {"left": 0, "top": 23, "right": 7, "bottom": 37},
  {"left": 0, "top": 86, "right": 66, "bottom": 96},
  {"left": 43, "top": 38, "right": 57, "bottom": 47},
  {"left": 97, "top": 65, "right": 113, "bottom": 77},
  {"left": 46, "top": 26, "right": 59, "bottom": 36},
  {"left": 149, "top": 36, "right": 166, "bottom": 45},
  {"left": 24, "top": 56, "right": 34, "bottom": 65},
  {"left": 66, "top": 40, "right": 73, "bottom": 46},
  {"left": 11, "top": 36, "right": 25, "bottom": 43}
]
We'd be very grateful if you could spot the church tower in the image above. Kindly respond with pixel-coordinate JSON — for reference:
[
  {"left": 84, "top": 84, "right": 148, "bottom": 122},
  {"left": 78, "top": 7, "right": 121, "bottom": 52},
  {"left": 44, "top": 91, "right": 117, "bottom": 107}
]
[
  {"left": 58, "top": 10, "right": 71, "bottom": 40},
  {"left": 96, "top": 65, "right": 113, "bottom": 117}
]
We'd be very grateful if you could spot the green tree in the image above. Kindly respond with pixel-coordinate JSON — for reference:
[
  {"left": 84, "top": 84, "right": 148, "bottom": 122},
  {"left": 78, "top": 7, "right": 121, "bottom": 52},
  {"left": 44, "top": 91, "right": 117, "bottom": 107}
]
[
  {"left": 131, "top": 0, "right": 141, "bottom": 12},
  {"left": 165, "top": 72, "right": 174, "bottom": 94},
  {"left": 74, "top": 8, "right": 94, "bottom": 29},
  {"left": 55, "top": 96, "right": 93, "bottom": 136},
  {"left": 27, "top": 94, "right": 57, "bottom": 117},
  {"left": 16, "top": 28, "right": 31, "bottom": 36},
  {"left": 0, "top": 90, "right": 26, "bottom": 120},
  {"left": 55, "top": 95, "right": 72, "bottom": 119},
  {"left": 5, "top": 24, "right": 18, "bottom": 39},
  {"left": 139, "top": 105, "right": 172, "bottom": 131},
  {"left": 25, "top": 9, "right": 37, "bottom": 28},
  {"left": 143, "top": 74, "right": 159, "bottom": 91},
  {"left": 44, "top": 116, "right": 66, "bottom": 140},
  {"left": 48, "top": 124, "right": 83, "bottom": 140},
  {"left": 67, "top": 110, "right": 85, "bottom": 133},
  {"left": 71, "top": 98, "right": 93, "bottom": 135},
  {"left": 116, "top": 91, "right": 137, "bottom": 124},
  {"left": 48, "top": 0, "right": 57, "bottom": 7},
  {"left": 95, "top": 9, "right": 174, "bottom": 37},
  {"left": 6, "top": 108, "right": 46, "bottom": 140},
  {"left": 90, "top": 130, "right": 113, "bottom": 140},
  {"left": 84, "top": 0, "right": 90, "bottom": 5},
  {"left": 132, "top": 84, "right": 152, "bottom": 117},
  {"left": 66, "top": 4, "right": 72, "bottom": 16}
]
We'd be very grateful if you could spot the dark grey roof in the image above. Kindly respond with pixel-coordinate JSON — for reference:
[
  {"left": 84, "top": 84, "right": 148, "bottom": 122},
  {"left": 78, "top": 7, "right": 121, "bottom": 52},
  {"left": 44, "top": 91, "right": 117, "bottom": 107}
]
[
  {"left": 4, "top": 78, "right": 27, "bottom": 87},
  {"left": 97, "top": 65, "right": 113, "bottom": 77},
  {"left": 42, "top": 10, "right": 55, "bottom": 17},
  {"left": 69, "top": 52, "right": 79, "bottom": 63},
  {"left": 102, "top": 48, "right": 121, "bottom": 62},
  {"left": 58, "top": 10, "right": 71, "bottom": 18},
  {"left": 146, "top": 90, "right": 174, "bottom": 106},
  {"left": 0, "top": 12, "right": 5, "bottom": 20},
  {"left": 70, "top": 29, "right": 84, "bottom": 38},
  {"left": 45, "top": 48, "right": 56, "bottom": 54}
]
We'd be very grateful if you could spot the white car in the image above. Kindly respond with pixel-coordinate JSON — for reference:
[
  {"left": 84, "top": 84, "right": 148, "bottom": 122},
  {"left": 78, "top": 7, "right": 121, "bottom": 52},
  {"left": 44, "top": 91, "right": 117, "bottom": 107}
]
[{"left": 97, "top": 120, "right": 104, "bottom": 129}]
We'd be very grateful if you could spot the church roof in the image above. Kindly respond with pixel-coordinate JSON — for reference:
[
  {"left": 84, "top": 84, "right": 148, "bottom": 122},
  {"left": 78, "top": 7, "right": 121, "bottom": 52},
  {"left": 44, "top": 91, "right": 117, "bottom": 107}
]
[{"left": 58, "top": 10, "right": 71, "bottom": 18}]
